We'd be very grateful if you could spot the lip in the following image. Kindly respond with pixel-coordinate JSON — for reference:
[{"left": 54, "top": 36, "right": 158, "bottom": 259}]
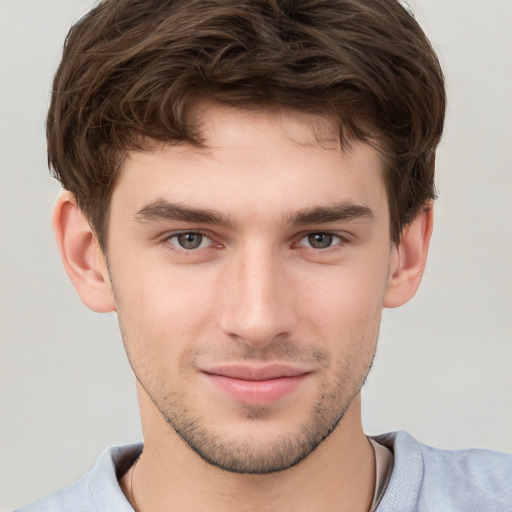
[{"left": 201, "top": 364, "right": 311, "bottom": 406}]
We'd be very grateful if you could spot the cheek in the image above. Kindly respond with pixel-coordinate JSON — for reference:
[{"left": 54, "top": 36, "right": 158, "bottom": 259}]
[
  {"left": 124, "top": 261, "right": 214, "bottom": 320},
  {"left": 294, "top": 260, "right": 387, "bottom": 372},
  {"left": 113, "top": 263, "right": 218, "bottom": 371},
  {"left": 297, "top": 260, "right": 388, "bottom": 328}
]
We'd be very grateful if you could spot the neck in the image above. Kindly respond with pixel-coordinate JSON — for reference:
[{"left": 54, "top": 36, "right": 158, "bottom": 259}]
[{"left": 123, "top": 387, "right": 374, "bottom": 512}]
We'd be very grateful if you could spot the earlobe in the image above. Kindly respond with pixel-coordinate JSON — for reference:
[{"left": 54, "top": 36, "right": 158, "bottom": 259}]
[
  {"left": 52, "top": 191, "right": 115, "bottom": 313},
  {"left": 383, "top": 204, "right": 433, "bottom": 308}
]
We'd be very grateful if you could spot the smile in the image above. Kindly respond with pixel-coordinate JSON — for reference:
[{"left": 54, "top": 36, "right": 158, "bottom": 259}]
[{"left": 201, "top": 364, "right": 312, "bottom": 406}]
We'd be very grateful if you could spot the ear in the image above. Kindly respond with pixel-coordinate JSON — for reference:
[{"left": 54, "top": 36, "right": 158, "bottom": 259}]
[
  {"left": 52, "top": 191, "right": 115, "bottom": 313},
  {"left": 383, "top": 203, "right": 433, "bottom": 308}
]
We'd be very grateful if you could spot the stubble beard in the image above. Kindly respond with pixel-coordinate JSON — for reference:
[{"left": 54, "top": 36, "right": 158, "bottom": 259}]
[
  {"left": 131, "top": 341, "right": 376, "bottom": 475},
  {"left": 157, "top": 384, "right": 357, "bottom": 474},
  {"left": 111, "top": 266, "right": 380, "bottom": 475}
]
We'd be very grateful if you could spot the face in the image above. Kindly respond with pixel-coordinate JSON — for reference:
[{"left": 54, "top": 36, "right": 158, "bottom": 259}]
[{"left": 106, "top": 103, "right": 398, "bottom": 473}]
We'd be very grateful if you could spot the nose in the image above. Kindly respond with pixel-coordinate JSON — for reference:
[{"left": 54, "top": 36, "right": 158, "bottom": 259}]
[{"left": 218, "top": 243, "right": 298, "bottom": 349}]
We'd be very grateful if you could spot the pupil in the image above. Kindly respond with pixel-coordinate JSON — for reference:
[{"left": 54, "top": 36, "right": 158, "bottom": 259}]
[
  {"left": 309, "top": 233, "right": 333, "bottom": 249},
  {"left": 178, "top": 233, "right": 202, "bottom": 249}
]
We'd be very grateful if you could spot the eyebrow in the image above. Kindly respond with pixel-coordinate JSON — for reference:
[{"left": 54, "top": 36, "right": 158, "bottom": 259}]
[
  {"left": 134, "top": 200, "right": 238, "bottom": 229},
  {"left": 134, "top": 199, "right": 373, "bottom": 229},
  {"left": 287, "top": 203, "right": 374, "bottom": 225}
]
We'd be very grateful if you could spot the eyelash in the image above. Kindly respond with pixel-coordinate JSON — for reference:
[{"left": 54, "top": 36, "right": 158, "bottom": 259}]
[
  {"left": 163, "top": 230, "right": 217, "bottom": 254},
  {"left": 161, "top": 230, "right": 350, "bottom": 255},
  {"left": 296, "top": 232, "right": 346, "bottom": 251}
]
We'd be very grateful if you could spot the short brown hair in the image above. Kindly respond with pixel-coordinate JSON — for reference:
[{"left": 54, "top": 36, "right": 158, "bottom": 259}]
[{"left": 47, "top": 0, "right": 445, "bottom": 249}]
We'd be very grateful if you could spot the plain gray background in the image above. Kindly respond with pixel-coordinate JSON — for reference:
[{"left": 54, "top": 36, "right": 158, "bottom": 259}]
[{"left": 1, "top": 0, "right": 511, "bottom": 510}]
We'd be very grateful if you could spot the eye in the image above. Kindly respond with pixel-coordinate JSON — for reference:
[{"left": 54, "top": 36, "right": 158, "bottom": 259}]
[
  {"left": 298, "top": 232, "right": 342, "bottom": 250},
  {"left": 168, "top": 232, "right": 211, "bottom": 250}
]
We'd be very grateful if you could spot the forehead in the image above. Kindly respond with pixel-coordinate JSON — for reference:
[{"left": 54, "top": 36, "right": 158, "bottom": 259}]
[
  {"left": 195, "top": 103, "right": 341, "bottom": 149},
  {"left": 112, "top": 103, "right": 388, "bottom": 224}
]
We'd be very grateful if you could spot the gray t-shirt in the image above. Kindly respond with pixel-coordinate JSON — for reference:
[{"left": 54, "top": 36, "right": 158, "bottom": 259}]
[{"left": 15, "top": 431, "right": 512, "bottom": 512}]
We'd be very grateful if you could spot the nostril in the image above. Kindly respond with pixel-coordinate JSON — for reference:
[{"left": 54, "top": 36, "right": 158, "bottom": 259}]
[{"left": 217, "top": 251, "right": 297, "bottom": 346}]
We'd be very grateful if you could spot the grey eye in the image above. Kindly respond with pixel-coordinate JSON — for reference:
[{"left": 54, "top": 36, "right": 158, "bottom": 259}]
[
  {"left": 176, "top": 232, "right": 204, "bottom": 249},
  {"left": 299, "top": 232, "right": 343, "bottom": 250},
  {"left": 307, "top": 233, "right": 333, "bottom": 249}
]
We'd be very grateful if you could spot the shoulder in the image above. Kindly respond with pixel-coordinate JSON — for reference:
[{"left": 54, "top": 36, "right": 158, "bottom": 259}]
[
  {"left": 374, "top": 431, "right": 512, "bottom": 512},
  {"left": 14, "top": 478, "right": 92, "bottom": 512},
  {"left": 418, "top": 437, "right": 512, "bottom": 493},
  {"left": 14, "top": 443, "right": 142, "bottom": 512}
]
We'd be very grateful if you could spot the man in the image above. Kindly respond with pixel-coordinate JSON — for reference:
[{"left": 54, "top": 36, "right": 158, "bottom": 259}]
[{"left": 16, "top": 0, "right": 511, "bottom": 511}]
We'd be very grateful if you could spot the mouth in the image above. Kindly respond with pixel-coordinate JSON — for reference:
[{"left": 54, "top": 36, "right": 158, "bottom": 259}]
[{"left": 200, "top": 364, "right": 312, "bottom": 406}]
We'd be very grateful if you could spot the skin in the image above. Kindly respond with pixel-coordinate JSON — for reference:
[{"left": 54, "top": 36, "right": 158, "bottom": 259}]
[{"left": 53, "top": 102, "right": 432, "bottom": 512}]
